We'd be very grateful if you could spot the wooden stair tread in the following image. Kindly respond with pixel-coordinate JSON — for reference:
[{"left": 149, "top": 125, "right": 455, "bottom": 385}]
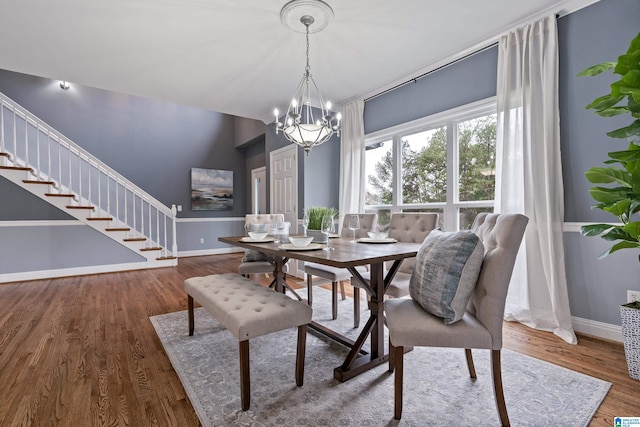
[
  {"left": 106, "top": 228, "right": 131, "bottom": 232},
  {"left": 0, "top": 165, "right": 32, "bottom": 171},
  {"left": 25, "top": 180, "right": 55, "bottom": 185},
  {"left": 140, "top": 247, "right": 162, "bottom": 252},
  {"left": 0, "top": 152, "right": 10, "bottom": 157},
  {"left": 87, "top": 217, "right": 113, "bottom": 221},
  {"left": 66, "top": 206, "right": 95, "bottom": 210},
  {"left": 45, "top": 193, "right": 74, "bottom": 197},
  {"left": 156, "top": 256, "right": 177, "bottom": 260},
  {"left": 124, "top": 237, "right": 146, "bottom": 242}
]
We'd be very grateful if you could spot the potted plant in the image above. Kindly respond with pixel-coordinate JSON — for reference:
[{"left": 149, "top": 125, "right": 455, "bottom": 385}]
[
  {"left": 305, "top": 206, "right": 337, "bottom": 243},
  {"left": 579, "top": 32, "right": 640, "bottom": 380}
]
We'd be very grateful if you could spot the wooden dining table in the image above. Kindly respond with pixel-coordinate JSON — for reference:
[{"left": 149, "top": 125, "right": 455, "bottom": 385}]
[{"left": 218, "top": 235, "right": 422, "bottom": 382}]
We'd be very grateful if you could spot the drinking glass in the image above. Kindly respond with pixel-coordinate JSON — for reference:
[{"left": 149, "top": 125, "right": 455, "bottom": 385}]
[
  {"left": 348, "top": 214, "right": 360, "bottom": 243},
  {"left": 302, "top": 212, "right": 310, "bottom": 236},
  {"left": 321, "top": 214, "right": 334, "bottom": 251},
  {"left": 271, "top": 222, "right": 285, "bottom": 245}
]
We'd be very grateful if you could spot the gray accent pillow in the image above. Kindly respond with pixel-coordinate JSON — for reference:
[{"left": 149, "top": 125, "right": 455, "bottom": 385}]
[{"left": 409, "top": 229, "right": 484, "bottom": 324}]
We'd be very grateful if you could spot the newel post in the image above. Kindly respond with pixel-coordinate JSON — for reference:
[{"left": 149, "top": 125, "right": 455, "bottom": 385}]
[{"left": 171, "top": 204, "right": 178, "bottom": 265}]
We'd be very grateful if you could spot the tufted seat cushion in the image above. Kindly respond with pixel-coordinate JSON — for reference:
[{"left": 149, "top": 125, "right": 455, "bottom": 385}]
[{"left": 184, "top": 273, "right": 312, "bottom": 340}]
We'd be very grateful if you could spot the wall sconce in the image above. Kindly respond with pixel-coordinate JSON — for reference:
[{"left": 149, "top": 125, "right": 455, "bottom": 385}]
[{"left": 60, "top": 81, "right": 70, "bottom": 90}]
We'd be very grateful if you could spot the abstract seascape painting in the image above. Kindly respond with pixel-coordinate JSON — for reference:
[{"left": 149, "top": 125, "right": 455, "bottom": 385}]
[{"left": 191, "top": 168, "right": 233, "bottom": 211}]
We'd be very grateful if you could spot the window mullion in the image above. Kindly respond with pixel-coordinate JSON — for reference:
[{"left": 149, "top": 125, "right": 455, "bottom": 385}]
[
  {"left": 392, "top": 134, "right": 401, "bottom": 212},
  {"left": 445, "top": 120, "right": 457, "bottom": 230}
]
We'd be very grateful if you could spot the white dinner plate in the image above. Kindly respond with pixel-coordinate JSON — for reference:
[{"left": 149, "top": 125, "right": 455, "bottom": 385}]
[
  {"left": 241, "top": 237, "right": 276, "bottom": 243},
  {"left": 357, "top": 237, "right": 398, "bottom": 244},
  {"left": 279, "top": 243, "right": 324, "bottom": 251}
]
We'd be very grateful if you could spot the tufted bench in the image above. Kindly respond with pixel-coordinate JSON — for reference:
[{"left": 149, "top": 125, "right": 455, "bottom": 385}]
[{"left": 184, "top": 272, "right": 312, "bottom": 411}]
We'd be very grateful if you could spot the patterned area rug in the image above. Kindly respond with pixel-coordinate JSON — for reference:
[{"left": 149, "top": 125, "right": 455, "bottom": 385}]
[{"left": 151, "top": 287, "right": 611, "bottom": 426}]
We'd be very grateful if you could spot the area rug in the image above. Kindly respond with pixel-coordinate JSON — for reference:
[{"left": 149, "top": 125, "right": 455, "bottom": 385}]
[{"left": 150, "top": 288, "right": 611, "bottom": 426}]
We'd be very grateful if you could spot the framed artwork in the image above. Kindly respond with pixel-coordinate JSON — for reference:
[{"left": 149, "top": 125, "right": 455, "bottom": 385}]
[{"left": 191, "top": 168, "right": 233, "bottom": 211}]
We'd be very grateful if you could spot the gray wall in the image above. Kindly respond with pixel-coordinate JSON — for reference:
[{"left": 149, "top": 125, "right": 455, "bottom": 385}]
[
  {"left": 361, "top": 0, "right": 640, "bottom": 327},
  {"left": 557, "top": 0, "right": 640, "bottom": 325},
  {"left": 364, "top": 46, "right": 498, "bottom": 134},
  {"left": 234, "top": 116, "right": 266, "bottom": 148},
  {"left": 559, "top": 0, "right": 640, "bottom": 222},
  {"left": 304, "top": 135, "right": 340, "bottom": 213}
]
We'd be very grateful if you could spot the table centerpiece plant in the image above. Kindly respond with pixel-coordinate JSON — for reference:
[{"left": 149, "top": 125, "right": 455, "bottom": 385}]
[
  {"left": 578, "top": 32, "right": 640, "bottom": 380},
  {"left": 305, "top": 206, "right": 338, "bottom": 243}
]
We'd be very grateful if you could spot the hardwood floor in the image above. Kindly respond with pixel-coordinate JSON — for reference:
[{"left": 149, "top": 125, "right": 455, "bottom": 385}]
[{"left": 0, "top": 253, "right": 638, "bottom": 426}]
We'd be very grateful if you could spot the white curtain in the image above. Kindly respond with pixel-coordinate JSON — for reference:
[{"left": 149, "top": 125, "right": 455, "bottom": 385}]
[
  {"left": 495, "top": 16, "right": 577, "bottom": 344},
  {"left": 339, "top": 100, "right": 365, "bottom": 221}
]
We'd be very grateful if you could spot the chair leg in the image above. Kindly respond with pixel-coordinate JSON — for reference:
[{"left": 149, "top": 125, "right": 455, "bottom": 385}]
[
  {"left": 465, "top": 348, "right": 477, "bottom": 379},
  {"left": 491, "top": 350, "right": 510, "bottom": 427},
  {"left": 295, "top": 325, "right": 307, "bottom": 386},
  {"left": 353, "top": 287, "right": 360, "bottom": 328},
  {"left": 339, "top": 281, "right": 346, "bottom": 300},
  {"left": 394, "top": 344, "right": 404, "bottom": 420},
  {"left": 306, "top": 274, "right": 313, "bottom": 307},
  {"left": 240, "top": 340, "right": 250, "bottom": 411},
  {"left": 388, "top": 338, "right": 395, "bottom": 373},
  {"left": 187, "top": 295, "right": 194, "bottom": 336},
  {"left": 331, "top": 281, "right": 338, "bottom": 320}
]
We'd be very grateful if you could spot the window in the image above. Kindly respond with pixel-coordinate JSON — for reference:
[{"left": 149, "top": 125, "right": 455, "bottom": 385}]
[{"left": 364, "top": 98, "right": 496, "bottom": 231}]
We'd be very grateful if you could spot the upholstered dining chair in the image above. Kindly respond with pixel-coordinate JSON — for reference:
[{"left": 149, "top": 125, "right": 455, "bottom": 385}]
[
  {"left": 350, "top": 212, "right": 439, "bottom": 326},
  {"left": 303, "top": 213, "right": 377, "bottom": 327},
  {"left": 238, "top": 214, "right": 289, "bottom": 282},
  {"left": 385, "top": 212, "right": 528, "bottom": 426}
]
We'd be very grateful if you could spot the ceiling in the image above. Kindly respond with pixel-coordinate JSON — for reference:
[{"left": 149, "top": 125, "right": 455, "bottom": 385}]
[{"left": 0, "top": 0, "right": 594, "bottom": 124}]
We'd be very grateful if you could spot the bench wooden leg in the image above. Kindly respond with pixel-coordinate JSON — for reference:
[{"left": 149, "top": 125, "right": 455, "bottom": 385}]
[
  {"left": 187, "top": 295, "right": 194, "bottom": 336},
  {"left": 296, "top": 325, "right": 307, "bottom": 386},
  {"left": 240, "top": 340, "right": 250, "bottom": 411}
]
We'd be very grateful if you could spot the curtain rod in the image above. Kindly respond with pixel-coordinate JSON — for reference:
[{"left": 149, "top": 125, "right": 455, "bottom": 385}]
[{"left": 364, "top": 42, "right": 499, "bottom": 102}]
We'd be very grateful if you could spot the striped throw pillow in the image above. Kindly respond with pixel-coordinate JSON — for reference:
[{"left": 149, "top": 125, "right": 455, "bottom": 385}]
[{"left": 409, "top": 229, "right": 484, "bottom": 324}]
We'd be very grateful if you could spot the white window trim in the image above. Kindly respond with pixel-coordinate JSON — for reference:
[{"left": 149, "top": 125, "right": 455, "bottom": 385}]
[{"left": 364, "top": 97, "right": 497, "bottom": 230}]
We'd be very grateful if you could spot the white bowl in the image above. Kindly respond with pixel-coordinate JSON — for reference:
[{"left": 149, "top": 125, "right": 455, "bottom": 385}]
[
  {"left": 248, "top": 231, "right": 268, "bottom": 240},
  {"left": 367, "top": 231, "right": 388, "bottom": 240},
  {"left": 288, "top": 236, "right": 313, "bottom": 247}
]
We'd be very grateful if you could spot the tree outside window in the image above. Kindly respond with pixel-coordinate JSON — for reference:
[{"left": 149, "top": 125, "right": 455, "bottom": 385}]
[{"left": 364, "top": 99, "right": 496, "bottom": 231}]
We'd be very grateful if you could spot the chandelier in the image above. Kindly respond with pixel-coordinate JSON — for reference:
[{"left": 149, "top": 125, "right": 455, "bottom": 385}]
[{"left": 274, "top": 0, "right": 341, "bottom": 155}]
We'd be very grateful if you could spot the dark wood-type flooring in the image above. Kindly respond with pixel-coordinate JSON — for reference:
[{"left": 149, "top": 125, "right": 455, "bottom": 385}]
[{"left": 0, "top": 253, "right": 638, "bottom": 426}]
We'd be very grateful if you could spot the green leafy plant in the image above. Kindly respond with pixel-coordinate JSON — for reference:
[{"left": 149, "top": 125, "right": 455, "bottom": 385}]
[
  {"left": 305, "top": 206, "right": 337, "bottom": 230},
  {"left": 579, "top": 32, "right": 640, "bottom": 261}
]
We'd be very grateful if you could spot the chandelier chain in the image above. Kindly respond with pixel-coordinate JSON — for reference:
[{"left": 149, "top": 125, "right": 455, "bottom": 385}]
[{"left": 305, "top": 24, "right": 310, "bottom": 76}]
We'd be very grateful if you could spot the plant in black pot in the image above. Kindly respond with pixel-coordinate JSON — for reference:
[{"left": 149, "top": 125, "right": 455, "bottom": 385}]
[
  {"left": 304, "top": 206, "right": 338, "bottom": 243},
  {"left": 579, "top": 32, "right": 640, "bottom": 380}
]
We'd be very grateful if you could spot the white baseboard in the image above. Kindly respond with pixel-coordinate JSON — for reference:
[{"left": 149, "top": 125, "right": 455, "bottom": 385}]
[
  {"left": 178, "top": 247, "right": 244, "bottom": 258},
  {"left": 572, "top": 316, "right": 622, "bottom": 342},
  {"left": 0, "top": 261, "right": 156, "bottom": 284}
]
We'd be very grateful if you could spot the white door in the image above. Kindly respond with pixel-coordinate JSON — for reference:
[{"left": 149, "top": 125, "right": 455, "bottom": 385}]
[
  {"left": 251, "top": 166, "right": 266, "bottom": 214},
  {"left": 270, "top": 145, "right": 298, "bottom": 229}
]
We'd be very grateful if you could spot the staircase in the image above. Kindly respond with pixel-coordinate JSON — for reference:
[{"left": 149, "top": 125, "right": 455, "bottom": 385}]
[{"left": 0, "top": 92, "right": 177, "bottom": 269}]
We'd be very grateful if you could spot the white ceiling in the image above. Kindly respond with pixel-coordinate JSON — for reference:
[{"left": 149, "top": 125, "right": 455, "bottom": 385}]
[{"left": 0, "top": 0, "right": 595, "bottom": 124}]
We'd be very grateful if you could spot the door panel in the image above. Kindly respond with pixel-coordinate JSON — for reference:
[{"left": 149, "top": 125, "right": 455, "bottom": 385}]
[{"left": 270, "top": 145, "right": 297, "bottom": 228}]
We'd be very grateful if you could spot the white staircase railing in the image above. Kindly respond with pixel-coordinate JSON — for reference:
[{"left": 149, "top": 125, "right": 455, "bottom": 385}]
[{"left": 0, "top": 92, "right": 177, "bottom": 261}]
